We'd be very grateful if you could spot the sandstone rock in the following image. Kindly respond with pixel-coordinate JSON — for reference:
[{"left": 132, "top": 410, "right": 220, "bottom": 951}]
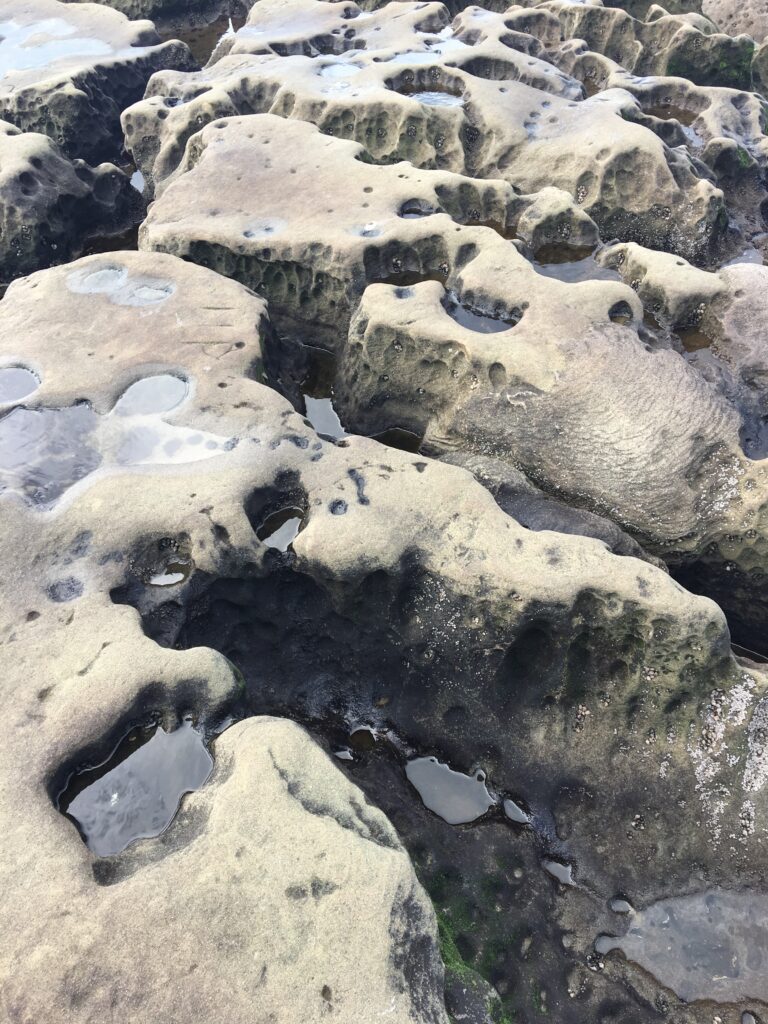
[
  {"left": 0, "top": 0, "right": 195, "bottom": 162},
  {"left": 1, "top": 251, "right": 767, "bottom": 1022},
  {"left": 138, "top": 113, "right": 768, "bottom": 649},
  {"left": 0, "top": 119, "right": 139, "bottom": 284},
  {"left": 508, "top": 0, "right": 754, "bottom": 88},
  {"left": 4, "top": 0, "right": 768, "bottom": 1019},
  {"left": 702, "top": 0, "right": 768, "bottom": 42},
  {"left": 123, "top": 3, "right": 726, "bottom": 260},
  {"left": 546, "top": 29, "right": 768, "bottom": 240},
  {"left": 138, "top": 112, "right": 606, "bottom": 336},
  {"left": 63, "top": 0, "right": 246, "bottom": 29},
  {"left": 0, "top": 251, "right": 449, "bottom": 1024}
]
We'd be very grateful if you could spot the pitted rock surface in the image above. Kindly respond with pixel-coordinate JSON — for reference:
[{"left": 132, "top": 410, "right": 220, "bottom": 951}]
[
  {"left": 137, "top": 111, "right": 768, "bottom": 645},
  {"left": 5, "top": 1, "right": 768, "bottom": 1022},
  {"left": 122, "top": 1, "right": 729, "bottom": 262},
  {"left": 1, "top": 251, "right": 768, "bottom": 1022},
  {"left": 0, "top": 119, "right": 139, "bottom": 283},
  {"left": 0, "top": 0, "right": 195, "bottom": 161}
]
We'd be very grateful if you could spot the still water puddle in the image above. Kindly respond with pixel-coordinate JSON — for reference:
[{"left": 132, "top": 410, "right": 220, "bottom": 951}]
[
  {"left": 644, "top": 103, "right": 698, "bottom": 126},
  {"left": 304, "top": 396, "right": 347, "bottom": 440},
  {"left": 406, "top": 756, "right": 495, "bottom": 824},
  {"left": 0, "top": 18, "right": 113, "bottom": 78},
  {"left": 66, "top": 263, "right": 175, "bottom": 307},
  {"left": 371, "top": 426, "right": 423, "bottom": 452},
  {"left": 442, "top": 292, "right": 519, "bottom": 333},
  {"left": 319, "top": 62, "right": 362, "bottom": 79},
  {"left": 0, "top": 374, "right": 233, "bottom": 506},
  {"left": 677, "top": 325, "right": 712, "bottom": 352},
  {"left": 595, "top": 889, "right": 768, "bottom": 1004},
  {"left": 411, "top": 90, "right": 464, "bottom": 107},
  {"left": 149, "top": 555, "right": 193, "bottom": 586},
  {"left": 385, "top": 50, "right": 445, "bottom": 65},
  {"left": 59, "top": 719, "right": 212, "bottom": 857},
  {"left": 643, "top": 105, "right": 704, "bottom": 147},
  {"left": 533, "top": 256, "right": 622, "bottom": 284},
  {"left": 114, "top": 375, "right": 188, "bottom": 416},
  {"left": 543, "top": 859, "right": 576, "bottom": 886},
  {"left": 0, "top": 366, "right": 39, "bottom": 403},
  {"left": 159, "top": 13, "right": 245, "bottom": 65},
  {"left": 399, "top": 199, "right": 439, "bottom": 219},
  {"left": 257, "top": 506, "right": 305, "bottom": 550},
  {"left": 300, "top": 344, "right": 347, "bottom": 441},
  {"left": 503, "top": 797, "right": 530, "bottom": 824}
]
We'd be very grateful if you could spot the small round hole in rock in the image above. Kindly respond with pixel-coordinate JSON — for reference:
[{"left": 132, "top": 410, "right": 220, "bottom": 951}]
[{"left": 608, "top": 301, "right": 634, "bottom": 326}]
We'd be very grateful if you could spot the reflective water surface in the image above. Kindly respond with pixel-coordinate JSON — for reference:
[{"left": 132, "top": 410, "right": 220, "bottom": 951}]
[
  {"left": 405, "top": 756, "right": 495, "bottom": 824},
  {"left": 596, "top": 889, "right": 768, "bottom": 1004},
  {"left": 61, "top": 720, "right": 213, "bottom": 857},
  {"left": 0, "top": 374, "right": 232, "bottom": 506}
]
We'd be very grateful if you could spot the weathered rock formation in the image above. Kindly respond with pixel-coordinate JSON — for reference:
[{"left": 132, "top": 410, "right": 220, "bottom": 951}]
[
  {"left": 0, "top": 251, "right": 767, "bottom": 1023},
  {"left": 3, "top": 0, "right": 768, "bottom": 1021},
  {"left": 0, "top": 0, "right": 195, "bottom": 162},
  {"left": 0, "top": 119, "right": 139, "bottom": 283}
]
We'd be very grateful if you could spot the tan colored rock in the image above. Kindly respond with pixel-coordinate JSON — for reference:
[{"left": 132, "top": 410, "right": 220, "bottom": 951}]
[
  {"left": 139, "top": 111, "right": 606, "bottom": 339},
  {"left": 0, "top": 0, "right": 194, "bottom": 161},
  {"left": 508, "top": 0, "right": 755, "bottom": 88},
  {"left": 0, "top": 119, "right": 139, "bottom": 284},
  {"left": 2, "top": 715, "right": 448, "bottom": 1024},
  {"left": 596, "top": 239, "right": 727, "bottom": 324},
  {"left": 702, "top": 0, "right": 768, "bottom": 42},
  {"left": 2, "top": 250, "right": 768, "bottom": 1023},
  {"left": 123, "top": 1, "right": 725, "bottom": 259},
  {"left": 63, "top": 0, "right": 246, "bottom": 28},
  {"left": 138, "top": 114, "right": 768, "bottom": 645}
]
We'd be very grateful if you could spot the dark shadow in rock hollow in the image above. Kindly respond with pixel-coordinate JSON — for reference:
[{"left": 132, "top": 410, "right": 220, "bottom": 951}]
[{"left": 109, "top": 532, "right": 742, "bottom": 1022}]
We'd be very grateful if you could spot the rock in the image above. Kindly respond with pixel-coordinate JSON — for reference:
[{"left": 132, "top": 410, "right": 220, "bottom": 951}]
[
  {"left": 596, "top": 240, "right": 728, "bottom": 326},
  {"left": 4, "top": 713, "right": 449, "bottom": 1023},
  {"left": 438, "top": 450, "right": 666, "bottom": 566},
  {"left": 0, "top": 250, "right": 448, "bottom": 1024},
  {"left": 62, "top": 0, "right": 246, "bottom": 30},
  {"left": 511, "top": 0, "right": 755, "bottom": 89},
  {"left": 122, "top": 3, "right": 727, "bottom": 261},
  {"left": 546, "top": 26, "right": 768, "bottom": 241},
  {"left": 702, "top": 0, "right": 768, "bottom": 42},
  {"left": 138, "top": 111, "right": 604, "bottom": 336},
  {"left": 139, "top": 111, "right": 768, "bottom": 648},
  {"left": 1, "top": 250, "right": 768, "bottom": 1022},
  {"left": 0, "top": 119, "right": 139, "bottom": 285},
  {"left": 0, "top": 0, "right": 195, "bottom": 162}
]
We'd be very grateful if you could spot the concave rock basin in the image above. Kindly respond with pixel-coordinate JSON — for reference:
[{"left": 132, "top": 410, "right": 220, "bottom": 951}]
[{"left": 4, "top": 1, "right": 768, "bottom": 1023}]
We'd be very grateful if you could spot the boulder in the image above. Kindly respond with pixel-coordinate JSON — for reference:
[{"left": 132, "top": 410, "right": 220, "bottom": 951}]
[
  {"left": 1, "top": 250, "right": 767, "bottom": 1021},
  {"left": 0, "top": 119, "right": 140, "bottom": 285},
  {"left": 0, "top": 0, "right": 195, "bottom": 162}
]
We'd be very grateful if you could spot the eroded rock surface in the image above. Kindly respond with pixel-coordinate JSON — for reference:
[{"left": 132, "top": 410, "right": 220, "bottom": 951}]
[
  {"left": 0, "top": 119, "right": 139, "bottom": 284},
  {"left": 5, "top": 0, "right": 768, "bottom": 1021},
  {"left": 0, "top": 0, "right": 195, "bottom": 162},
  {"left": 63, "top": 0, "right": 246, "bottom": 30},
  {"left": 123, "top": 2, "right": 730, "bottom": 262},
  {"left": 702, "top": 0, "right": 768, "bottom": 43},
  {"left": 0, "top": 251, "right": 449, "bottom": 1024},
  {"left": 136, "top": 110, "right": 768, "bottom": 648},
  {"left": 1, "top": 251, "right": 768, "bottom": 1022}
]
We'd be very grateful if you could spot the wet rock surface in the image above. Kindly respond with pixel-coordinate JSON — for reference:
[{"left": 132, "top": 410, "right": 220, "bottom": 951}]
[
  {"left": 0, "top": 119, "right": 140, "bottom": 284},
  {"left": 4, "top": 1, "right": 768, "bottom": 1022},
  {"left": 0, "top": 0, "right": 195, "bottom": 162},
  {"left": 0, "top": 249, "right": 767, "bottom": 1024}
]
